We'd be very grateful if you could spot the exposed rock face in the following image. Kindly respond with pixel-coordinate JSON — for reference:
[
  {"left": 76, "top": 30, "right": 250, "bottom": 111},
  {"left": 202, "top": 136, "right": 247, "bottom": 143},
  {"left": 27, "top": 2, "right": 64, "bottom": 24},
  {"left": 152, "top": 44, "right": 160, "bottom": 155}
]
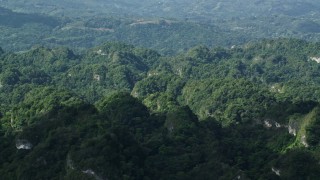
[
  {"left": 310, "top": 57, "right": 320, "bottom": 63},
  {"left": 67, "top": 156, "right": 105, "bottom": 180},
  {"left": 82, "top": 169, "right": 104, "bottom": 180},
  {"left": 301, "top": 135, "right": 309, "bottom": 148},
  {"left": 264, "top": 120, "right": 272, "bottom": 128},
  {"left": 275, "top": 122, "right": 281, "bottom": 128},
  {"left": 288, "top": 125, "right": 297, "bottom": 136},
  {"left": 93, "top": 74, "right": 101, "bottom": 81},
  {"left": 16, "top": 139, "right": 33, "bottom": 150},
  {"left": 263, "top": 119, "right": 282, "bottom": 129},
  {"left": 272, "top": 167, "right": 281, "bottom": 176},
  {"left": 96, "top": 49, "right": 107, "bottom": 56},
  {"left": 82, "top": 169, "right": 95, "bottom": 176},
  {"left": 132, "top": 91, "right": 139, "bottom": 98},
  {"left": 147, "top": 71, "right": 159, "bottom": 77},
  {"left": 67, "top": 155, "right": 75, "bottom": 170},
  {"left": 270, "top": 85, "right": 282, "bottom": 93}
]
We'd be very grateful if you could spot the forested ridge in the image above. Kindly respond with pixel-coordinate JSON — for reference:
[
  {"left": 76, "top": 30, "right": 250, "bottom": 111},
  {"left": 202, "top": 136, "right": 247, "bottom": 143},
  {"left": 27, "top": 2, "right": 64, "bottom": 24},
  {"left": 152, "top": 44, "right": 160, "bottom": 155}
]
[
  {"left": 1, "top": 39, "right": 320, "bottom": 179},
  {"left": 2, "top": 1, "right": 320, "bottom": 55}
]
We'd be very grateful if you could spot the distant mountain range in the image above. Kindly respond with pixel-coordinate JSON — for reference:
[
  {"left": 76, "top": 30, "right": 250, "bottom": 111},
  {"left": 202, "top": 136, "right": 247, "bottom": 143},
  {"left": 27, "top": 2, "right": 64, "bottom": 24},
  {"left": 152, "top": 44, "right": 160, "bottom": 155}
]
[{"left": 1, "top": 0, "right": 320, "bottom": 20}]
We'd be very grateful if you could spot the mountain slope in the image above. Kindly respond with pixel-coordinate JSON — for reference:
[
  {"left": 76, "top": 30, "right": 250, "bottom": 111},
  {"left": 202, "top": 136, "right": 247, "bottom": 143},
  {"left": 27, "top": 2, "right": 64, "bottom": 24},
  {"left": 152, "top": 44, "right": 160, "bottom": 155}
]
[
  {"left": 2, "top": 0, "right": 320, "bottom": 19},
  {"left": 1, "top": 39, "right": 320, "bottom": 179}
]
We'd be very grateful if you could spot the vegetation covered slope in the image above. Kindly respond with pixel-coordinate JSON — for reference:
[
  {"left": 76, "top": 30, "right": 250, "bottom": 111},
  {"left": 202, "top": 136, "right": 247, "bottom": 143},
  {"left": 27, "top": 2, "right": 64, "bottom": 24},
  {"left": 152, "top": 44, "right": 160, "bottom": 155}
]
[
  {"left": 1, "top": 91, "right": 320, "bottom": 179},
  {"left": 2, "top": 0, "right": 320, "bottom": 20},
  {"left": 2, "top": 0, "right": 320, "bottom": 54},
  {"left": 1, "top": 39, "right": 320, "bottom": 179}
]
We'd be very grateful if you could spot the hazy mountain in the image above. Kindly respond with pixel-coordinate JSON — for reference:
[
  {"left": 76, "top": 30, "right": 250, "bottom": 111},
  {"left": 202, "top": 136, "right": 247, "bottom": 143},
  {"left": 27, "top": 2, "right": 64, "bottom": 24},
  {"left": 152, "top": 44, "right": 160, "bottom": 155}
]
[
  {"left": 1, "top": 0, "right": 320, "bottom": 20},
  {"left": 0, "top": 7, "right": 59, "bottom": 28},
  {"left": 1, "top": 1, "right": 320, "bottom": 54}
]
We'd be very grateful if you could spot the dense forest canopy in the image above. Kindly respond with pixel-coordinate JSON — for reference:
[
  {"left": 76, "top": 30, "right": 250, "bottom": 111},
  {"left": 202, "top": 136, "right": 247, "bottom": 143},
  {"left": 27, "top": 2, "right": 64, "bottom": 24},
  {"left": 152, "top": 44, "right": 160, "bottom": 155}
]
[
  {"left": 1, "top": 39, "right": 320, "bottom": 179},
  {"left": 1, "top": 0, "right": 320, "bottom": 179}
]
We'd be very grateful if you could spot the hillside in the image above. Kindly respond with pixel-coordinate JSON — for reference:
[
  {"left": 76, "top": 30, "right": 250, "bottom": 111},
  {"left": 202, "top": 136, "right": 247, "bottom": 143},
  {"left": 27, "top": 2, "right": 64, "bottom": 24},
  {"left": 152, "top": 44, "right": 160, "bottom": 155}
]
[
  {"left": 1, "top": 39, "right": 320, "bottom": 179},
  {"left": 2, "top": 1, "right": 320, "bottom": 54},
  {"left": 0, "top": 6, "right": 247, "bottom": 54},
  {"left": 2, "top": 0, "right": 320, "bottom": 19}
]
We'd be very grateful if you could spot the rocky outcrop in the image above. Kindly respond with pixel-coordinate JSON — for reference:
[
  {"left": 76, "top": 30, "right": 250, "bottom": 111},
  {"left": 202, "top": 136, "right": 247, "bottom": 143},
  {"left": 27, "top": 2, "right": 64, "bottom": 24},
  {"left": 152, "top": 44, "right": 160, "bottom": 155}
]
[
  {"left": 16, "top": 139, "right": 33, "bottom": 150},
  {"left": 67, "top": 155, "right": 106, "bottom": 180},
  {"left": 264, "top": 120, "right": 272, "bottom": 128},
  {"left": 310, "top": 57, "right": 320, "bottom": 63},
  {"left": 288, "top": 125, "right": 297, "bottom": 136},
  {"left": 301, "top": 135, "right": 309, "bottom": 148},
  {"left": 272, "top": 167, "right": 281, "bottom": 176},
  {"left": 262, "top": 119, "right": 283, "bottom": 129}
]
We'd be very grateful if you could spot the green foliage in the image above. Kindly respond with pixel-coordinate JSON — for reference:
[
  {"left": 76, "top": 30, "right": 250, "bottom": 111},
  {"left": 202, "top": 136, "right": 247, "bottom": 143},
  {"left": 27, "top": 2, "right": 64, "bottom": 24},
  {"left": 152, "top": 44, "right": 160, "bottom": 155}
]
[
  {"left": 0, "top": 68, "right": 22, "bottom": 85},
  {"left": 4, "top": 87, "right": 84, "bottom": 130},
  {"left": 142, "top": 92, "right": 180, "bottom": 113},
  {"left": 181, "top": 78, "right": 275, "bottom": 125},
  {"left": 2, "top": 1, "right": 320, "bottom": 178},
  {"left": 306, "top": 107, "right": 320, "bottom": 146},
  {"left": 164, "top": 106, "right": 198, "bottom": 134},
  {"left": 0, "top": 7, "right": 59, "bottom": 28},
  {"left": 96, "top": 92, "right": 149, "bottom": 123},
  {"left": 1, "top": 39, "right": 320, "bottom": 179},
  {"left": 273, "top": 150, "right": 320, "bottom": 179}
]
